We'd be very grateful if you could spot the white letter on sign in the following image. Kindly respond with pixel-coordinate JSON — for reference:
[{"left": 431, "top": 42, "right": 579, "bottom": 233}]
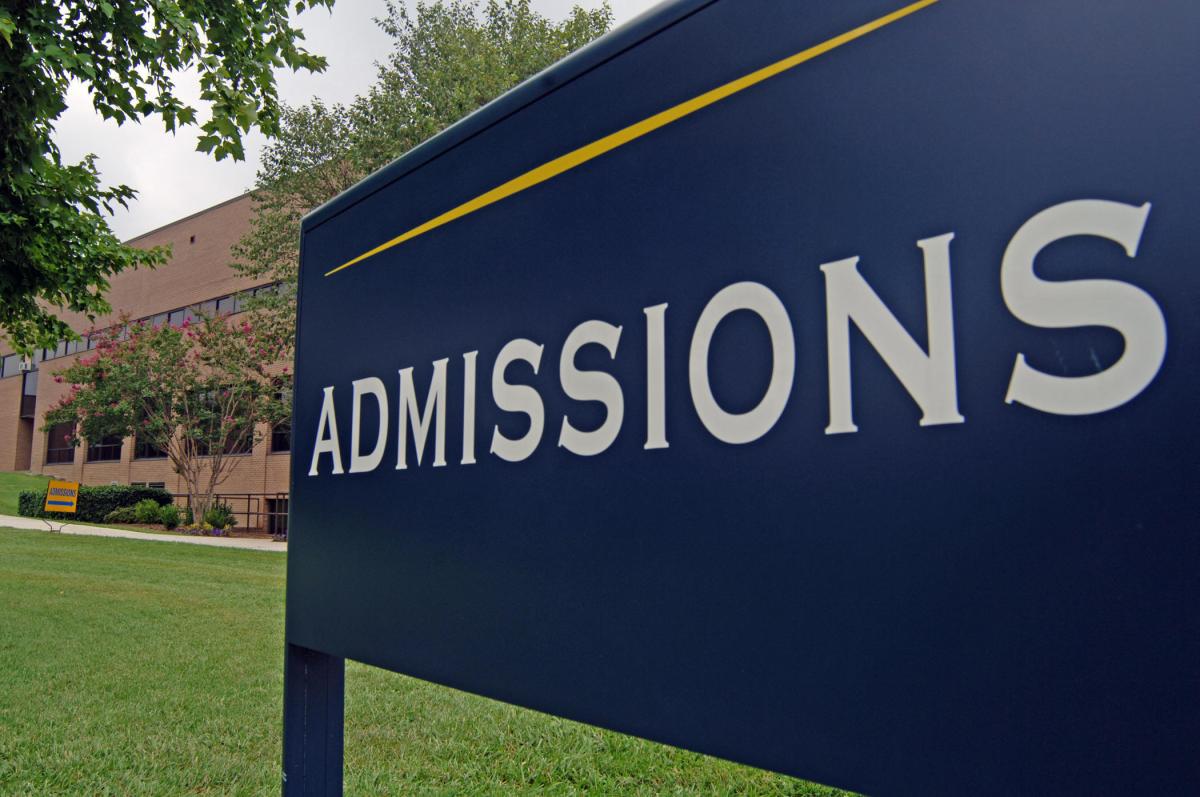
[
  {"left": 820, "top": 233, "right": 964, "bottom": 435},
  {"left": 308, "top": 386, "right": 344, "bottom": 476},
  {"left": 559, "top": 320, "right": 624, "bottom": 456},
  {"left": 1002, "top": 199, "right": 1165, "bottom": 415},
  {"left": 462, "top": 350, "right": 478, "bottom": 466},
  {"left": 397, "top": 359, "right": 448, "bottom": 469},
  {"left": 644, "top": 303, "right": 669, "bottom": 450},
  {"left": 350, "top": 377, "right": 389, "bottom": 473},
  {"left": 490, "top": 339, "right": 545, "bottom": 462},
  {"left": 689, "top": 282, "right": 795, "bottom": 444}
]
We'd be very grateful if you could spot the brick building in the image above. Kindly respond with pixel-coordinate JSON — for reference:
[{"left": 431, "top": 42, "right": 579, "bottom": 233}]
[{"left": 0, "top": 194, "right": 291, "bottom": 530}]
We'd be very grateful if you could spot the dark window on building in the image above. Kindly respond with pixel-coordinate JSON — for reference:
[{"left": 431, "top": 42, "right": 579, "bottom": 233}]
[
  {"left": 266, "top": 497, "right": 288, "bottom": 536},
  {"left": 46, "top": 422, "right": 75, "bottom": 464},
  {"left": 20, "top": 370, "right": 37, "bottom": 418},
  {"left": 148, "top": 482, "right": 166, "bottom": 490},
  {"left": 150, "top": 313, "right": 167, "bottom": 329},
  {"left": 168, "top": 309, "right": 185, "bottom": 327},
  {"left": 216, "top": 295, "right": 236, "bottom": 316},
  {"left": 270, "top": 421, "right": 291, "bottom": 453},
  {"left": 198, "top": 300, "right": 217, "bottom": 318},
  {"left": 193, "top": 431, "right": 252, "bottom": 457},
  {"left": 270, "top": 385, "right": 291, "bottom": 452},
  {"left": 86, "top": 434, "right": 123, "bottom": 462},
  {"left": 1, "top": 354, "right": 19, "bottom": 379},
  {"left": 226, "top": 424, "right": 254, "bottom": 454},
  {"left": 134, "top": 435, "right": 166, "bottom": 459}
]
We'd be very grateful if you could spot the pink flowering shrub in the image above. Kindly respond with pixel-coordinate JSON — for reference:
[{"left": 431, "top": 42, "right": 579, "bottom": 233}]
[{"left": 42, "top": 314, "right": 292, "bottom": 521}]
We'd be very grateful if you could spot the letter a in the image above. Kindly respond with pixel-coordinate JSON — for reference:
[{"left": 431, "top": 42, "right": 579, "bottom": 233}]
[{"left": 308, "top": 386, "right": 344, "bottom": 476}]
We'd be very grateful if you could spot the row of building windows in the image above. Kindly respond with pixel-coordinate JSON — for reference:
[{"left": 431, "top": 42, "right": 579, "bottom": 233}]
[
  {"left": 42, "top": 421, "right": 291, "bottom": 465},
  {"left": 0, "top": 282, "right": 285, "bottom": 379}
]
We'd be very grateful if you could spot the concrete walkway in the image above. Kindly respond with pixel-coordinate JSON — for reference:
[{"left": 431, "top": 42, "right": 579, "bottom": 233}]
[{"left": 0, "top": 513, "right": 286, "bottom": 552}]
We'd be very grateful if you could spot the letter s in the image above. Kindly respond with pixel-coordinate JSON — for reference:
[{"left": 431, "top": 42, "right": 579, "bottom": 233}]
[
  {"left": 1001, "top": 199, "right": 1166, "bottom": 415},
  {"left": 490, "top": 339, "right": 545, "bottom": 462},
  {"left": 558, "top": 320, "right": 624, "bottom": 456}
]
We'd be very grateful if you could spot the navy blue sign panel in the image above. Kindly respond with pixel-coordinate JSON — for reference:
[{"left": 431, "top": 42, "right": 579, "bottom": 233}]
[{"left": 289, "top": 1, "right": 1199, "bottom": 793}]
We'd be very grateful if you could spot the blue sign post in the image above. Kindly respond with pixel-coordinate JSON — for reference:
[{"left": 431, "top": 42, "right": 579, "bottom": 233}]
[{"left": 284, "top": 1, "right": 1200, "bottom": 793}]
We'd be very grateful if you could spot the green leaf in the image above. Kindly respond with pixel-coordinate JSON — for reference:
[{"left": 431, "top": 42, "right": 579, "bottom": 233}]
[{"left": 195, "top": 134, "right": 221, "bottom": 153}]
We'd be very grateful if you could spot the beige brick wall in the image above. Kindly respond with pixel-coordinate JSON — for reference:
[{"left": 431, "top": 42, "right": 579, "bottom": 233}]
[
  {"left": 55, "top": 193, "right": 262, "bottom": 333},
  {"left": 13, "top": 417, "right": 32, "bottom": 471},
  {"left": 0, "top": 377, "right": 26, "bottom": 471}
]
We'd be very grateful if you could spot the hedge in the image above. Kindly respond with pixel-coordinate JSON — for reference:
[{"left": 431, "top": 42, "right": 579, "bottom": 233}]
[
  {"left": 104, "top": 506, "right": 139, "bottom": 524},
  {"left": 18, "top": 484, "right": 173, "bottom": 523}
]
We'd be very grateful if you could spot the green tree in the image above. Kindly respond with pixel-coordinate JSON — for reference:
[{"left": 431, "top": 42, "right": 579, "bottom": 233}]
[
  {"left": 233, "top": 0, "right": 613, "bottom": 354},
  {"left": 42, "top": 316, "right": 291, "bottom": 521},
  {"left": 0, "top": 0, "right": 333, "bottom": 354}
]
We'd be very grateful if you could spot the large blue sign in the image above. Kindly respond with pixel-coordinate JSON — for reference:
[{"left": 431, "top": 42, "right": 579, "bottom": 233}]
[{"left": 288, "top": 1, "right": 1199, "bottom": 793}]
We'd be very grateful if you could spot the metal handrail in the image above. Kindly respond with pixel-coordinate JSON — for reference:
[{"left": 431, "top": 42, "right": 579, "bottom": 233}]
[{"left": 173, "top": 491, "right": 289, "bottom": 537}]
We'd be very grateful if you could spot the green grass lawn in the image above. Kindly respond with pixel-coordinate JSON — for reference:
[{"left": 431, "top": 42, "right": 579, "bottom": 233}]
[
  {"left": 0, "top": 528, "right": 853, "bottom": 796},
  {"left": 0, "top": 471, "right": 48, "bottom": 515}
]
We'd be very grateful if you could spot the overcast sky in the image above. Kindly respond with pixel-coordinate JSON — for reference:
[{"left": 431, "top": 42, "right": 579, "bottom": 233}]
[{"left": 52, "top": 0, "right": 659, "bottom": 241}]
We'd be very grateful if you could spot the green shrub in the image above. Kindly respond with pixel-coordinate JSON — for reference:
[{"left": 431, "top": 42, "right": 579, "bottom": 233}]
[
  {"left": 18, "top": 484, "right": 173, "bottom": 522},
  {"left": 104, "top": 506, "right": 138, "bottom": 524},
  {"left": 17, "top": 490, "right": 43, "bottom": 518},
  {"left": 203, "top": 502, "right": 237, "bottom": 530},
  {"left": 159, "top": 504, "right": 181, "bottom": 530},
  {"left": 133, "top": 499, "right": 162, "bottom": 524}
]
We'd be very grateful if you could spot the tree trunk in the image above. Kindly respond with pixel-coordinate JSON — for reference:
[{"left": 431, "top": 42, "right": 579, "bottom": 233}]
[
  {"left": 192, "top": 491, "right": 213, "bottom": 526},
  {"left": 168, "top": 438, "right": 212, "bottom": 526}
]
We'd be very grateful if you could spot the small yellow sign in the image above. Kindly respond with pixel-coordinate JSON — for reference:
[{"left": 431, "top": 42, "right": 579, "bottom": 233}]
[{"left": 44, "top": 480, "right": 80, "bottom": 514}]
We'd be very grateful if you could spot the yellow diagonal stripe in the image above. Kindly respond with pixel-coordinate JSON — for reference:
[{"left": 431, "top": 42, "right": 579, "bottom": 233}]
[{"left": 326, "top": 0, "right": 939, "bottom": 277}]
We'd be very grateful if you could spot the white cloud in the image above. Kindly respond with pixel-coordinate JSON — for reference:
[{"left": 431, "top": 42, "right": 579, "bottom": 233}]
[{"left": 51, "top": 0, "right": 660, "bottom": 241}]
